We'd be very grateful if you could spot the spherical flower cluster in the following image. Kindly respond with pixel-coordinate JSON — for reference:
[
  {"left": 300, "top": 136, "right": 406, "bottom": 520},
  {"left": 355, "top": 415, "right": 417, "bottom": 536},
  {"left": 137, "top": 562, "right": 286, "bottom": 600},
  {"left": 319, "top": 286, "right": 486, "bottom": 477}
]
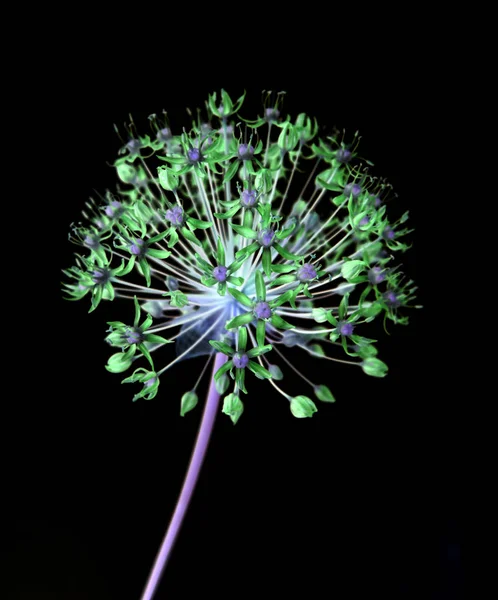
[{"left": 63, "top": 89, "right": 417, "bottom": 418}]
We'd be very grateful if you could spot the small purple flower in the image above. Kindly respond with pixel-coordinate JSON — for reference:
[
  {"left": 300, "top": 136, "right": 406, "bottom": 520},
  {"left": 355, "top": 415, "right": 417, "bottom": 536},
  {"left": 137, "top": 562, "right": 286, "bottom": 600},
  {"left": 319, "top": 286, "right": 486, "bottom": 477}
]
[
  {"left": 187, "top": 147, "right": 201, "bottom": 163},
  {"left": 338, "top": 321, "right": 354, "bottom": 336},
  {"left": 238, "top": 143, "right": 254, "bottom": 160},
  {"left": 265, "top": 107, "right": 280, "bottom": 122},
  {"left": 126, "top": 139, "right": 142, "bottom": 155},
  {"left": 233, "top": 352, "right": 249, "bottom": 369},
  {"left": 384, "top": 290, "right": 400, "bottom": 307},
  {"left": 125, "top": 327, "right": 144, "bottom": 345},
  {"left": 157, "top": 128, "right": 172, "bottom": 142},
  {"left": 165, "top": 205, "right": 184, "bottom": 227},
  {"left": 359, "top": 215, "right": 370, "bottom": 227},
  {"left": 383, "top": 225, "right": 395, "bottom": 240},
  {"left": 91, "top": 268, "right": 111, "bottom": 285},
  {"left": 297, "top": 263, "right": 317, "bottom": 282},
  {"left": 84, "top": 234, "right": 100, "bottom": 249},
  {"left": 336, "top": 148, "right": 352, "bottom": 163},
  {"left": 213, "top": 265, "right": 228, "bottom": 282},
  {"left": 343, "top": 183, "right": 362, "bottom": 198},
  {"left": 241, "top": 189, "right": 257, "bottom": 207},
  {"left": 130, "top": 238, "right": 146, "bottom": 256},
  {"left": 258, "top": 228, "right": 275, "bottom": 248},
  {"left": 368, "top": 266, "right": 385, "bottom": 285},
  {"left": 104, "top": 200, "right": 123, "bottom": 218},
  {"left": 145, "top": 376, "right": 157, "bottom": 388},
  {"left": 253, "top": 301, "right": 272, "bottom": 320}
]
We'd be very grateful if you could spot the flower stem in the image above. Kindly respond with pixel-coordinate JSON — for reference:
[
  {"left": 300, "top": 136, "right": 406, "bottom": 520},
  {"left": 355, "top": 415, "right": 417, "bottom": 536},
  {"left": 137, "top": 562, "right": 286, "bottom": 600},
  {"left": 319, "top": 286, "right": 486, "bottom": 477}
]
[{"left": 140, "top": 352, "right": 228, "bottom": 600}]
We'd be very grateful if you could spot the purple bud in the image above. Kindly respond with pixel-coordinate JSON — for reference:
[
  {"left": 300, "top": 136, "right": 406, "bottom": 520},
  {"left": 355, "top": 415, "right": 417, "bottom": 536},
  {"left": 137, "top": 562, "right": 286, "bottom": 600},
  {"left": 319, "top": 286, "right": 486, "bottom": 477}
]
[
  {"left": 233, "top": 352, "right": 249, "bottom": 369},
  {"left": 165, "top": 205, "right": 184, "bottom": 226},
  {"left": 338, "top": 322, "right": 354, "bottom": 336},
  {"left": 383, "top": 226, "right": 395, "bottom": 240},
  {"left": 213, "top": 265, "right": 228, "bottom": 282},
  {"left": 125, "top": 327, "right": 144, "bottom": 345},
  {"left": 384, "top": 290, "right": 400, "bottom": 307},
  {"left": 368, "top": 266, "right": 385, "bottom": 285},
  {"left": 241, "top": 189, "right": 257, "bottom": 207},
  {"left": 238, "top": 143, "right": 254, "bottom": 160},
  {"left": 104, "top": 200, "right": 123, "bottom": 218},
  {"left": 297, "top": 263, "right": 317, "bottom": 282},
  {"left": 359, "top": 216, "right": 370, "bottom": 226},
  {"left": 130, "top": 238, "right": 145, "bottom": 256},
  {"left": 344, "top": 183, "right": 362, "bottom": 198},
  {"left": 254, "top": 301, "right": 272, "bottom": 319},
  {"left": 336, "top": 148, "right": 352, "bottom": 163},
  {"left": 374, "top": 196, "right": 382, "bottom": 207},
  {"left": 258, "top": 228, "right": 275, "bottom": 248},
  {"left": 187, "top": 147, "right": 201, "bottom": 163},
  {"left": 157, "top": 127, "right": 172, "bottom": 142},
  {"left": 265, "top": 107, "right": 280, "bottom": 122}
]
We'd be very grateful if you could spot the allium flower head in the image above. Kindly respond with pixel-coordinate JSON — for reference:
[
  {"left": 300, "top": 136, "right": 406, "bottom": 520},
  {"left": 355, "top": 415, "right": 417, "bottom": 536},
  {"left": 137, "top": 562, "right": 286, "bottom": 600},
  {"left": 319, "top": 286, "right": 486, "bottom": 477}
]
[{"left": 63, "top": 89, "right": 418, "bottom": 420}]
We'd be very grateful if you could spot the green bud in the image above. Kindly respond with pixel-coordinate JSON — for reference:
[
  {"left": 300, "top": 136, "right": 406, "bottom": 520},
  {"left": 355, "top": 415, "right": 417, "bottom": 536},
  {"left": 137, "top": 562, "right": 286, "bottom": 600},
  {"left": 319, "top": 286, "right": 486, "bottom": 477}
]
[
  {"left": 341, "top": 260, "right": 365, "bottom": 282},
  {"left": 158, "top": 168, "right": 179, "bottom": 191},
  {"left": 314, "top": 384, "right": 336, "bottom": 403},
  {"left": 181, "top": 391, "right": 198, "bottom": 416},
  {"left": 290, "top": 395, "right": 317, "bottom": 418},
  {"left": 222, "top": 393, "right": 244, "bottom": 425},
  {"left": 362, "top": 357, "right": 388, "bottom": 377}
]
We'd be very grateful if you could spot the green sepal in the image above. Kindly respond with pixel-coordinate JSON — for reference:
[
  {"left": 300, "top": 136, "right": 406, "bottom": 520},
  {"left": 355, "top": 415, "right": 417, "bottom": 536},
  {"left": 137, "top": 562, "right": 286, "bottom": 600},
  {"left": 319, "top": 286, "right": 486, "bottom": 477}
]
[
  {"left": 196, "top": 254, "right": 213, "bottom": 272},
  {"left": 223, "top": 160, "right": 240, "bottom": 183},
  {"left": 273, "top": 242, "right": 302, "bottom": 261},
  {"left": 270, "top": 314, "right": 295, "bottom": 330},
  {"left": 256, "top": 319, "right": 266, "bottom": 347},
  {"left": 201, "top": 276, "right": 217, "bottom": 286},
  {"left": 167, "top": 228, "right": 179, "bottom": 248},
  {"left": 225, "top": 312, "right": 254, "bottom": 329},
  {"left": 187, "top": 217, "right": 213, "bottom": 229},
  {"left": 227, "top": 276, "right": 244, "bottom": 286},
  {"left": 213, "top": 205, "right": 241, "bottom": 219},
  {"left": 222, "top": 393, "right": 244, "bottom": 425},
  {"left": 148, "top": 229, "right": 170, "bottom": 245},
  {"left": 269, "top": 290, "right": 294, "bottom": 308},
  {"left": 144, "top": 333, "right": 171, "bottom": 345},
  {"left": 228, "top": 256, "right": 247, "bottom": 272},
  {"left": 314, "top": 384, "right": 336, "bottom": 403},
  {"left": 271, "top": 264, "right": 295, "bottom": 274},
  {"left": 209, "top": 340, "right": 234, "bottom": 356},
  {"left": 133, "top": 295, "right": 141, "bottom": 326},
  {"left": 214, "top": 359, "right": 233, "bottom": 382},
  {"left": 362, "top": 357, "right": 388, "bottom": 377},
  {"left": 262, "top": 248, "right": 272, "bottom": 278},
  {"left": 230, "top": 224, "right": 257, "bottom": 239},
  {"left": 341, "top": 260, "right": 366, "bottom": 282},
  {"left": 246, "top": 344, "right": 272, "bottom": 358},
  {"left": 269, "top": 274, "right": 296, "bottom": 287},
  {"left": 235, "top": 368, "right": 247, "bottom": 394},
  {"left": 106, "top": 346, "right": 136, "bottom": 373},
  {"left": 181, "top": 391, "right": 198, "bottom": 416},
  {"left": 247, "top": 361, "right": 272, "bottom": 379},
  {"left": 238, "top": 326, "right": 247, "bottom": 352},
  {"left": 147, "top": 248, "right": 171, "bottom": 259},
  {"left": 235, "top": 242, "right": 259, "bottom": 259},
  {"left": 290, "top": 395, "right": 317, "bottom": 418},
  {"left": 137, "top": 343, "right": 154, "bottom": 369},
  {"left": 255, "top": 270, "right": 266, "bottom": 301},
  {"left": 181, "top": 227, "right": 202, "bottom": 246},
  {"left": 138, "top": 258, "right": 151, "bottom": 287}
]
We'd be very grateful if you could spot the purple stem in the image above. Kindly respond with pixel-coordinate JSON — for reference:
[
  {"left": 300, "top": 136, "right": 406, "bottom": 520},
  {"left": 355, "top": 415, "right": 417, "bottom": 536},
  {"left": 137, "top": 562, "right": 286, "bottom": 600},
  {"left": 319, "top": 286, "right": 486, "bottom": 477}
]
[{"left": 140, "top": 352, "right": 228, "bottom": 600}]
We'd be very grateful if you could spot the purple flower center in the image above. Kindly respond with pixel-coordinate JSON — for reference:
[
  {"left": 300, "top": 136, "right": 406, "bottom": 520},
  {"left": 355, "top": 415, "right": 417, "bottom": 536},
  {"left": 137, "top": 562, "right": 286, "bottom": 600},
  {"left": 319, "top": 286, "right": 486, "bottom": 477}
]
[
  {"left": 336, "top": 148, "right": 352, "bottom": 163},
  {"left": 338, "top": 322, "right": 354, "bottom": 336},
  {"left": 233, "top": 352, "right": 249, "bottom": 369},
  {"left": 126, "top": 139, "right": 141, "bottom": 154},
  {"left": 157, "top": 128, "right": 172, "bottom": 142},
  {"left": 384, "top": 290, "right": 400, "bottom": 307},
  {"left": 258, "top": 228, "right": 275, "bottom": 248},
  {"left": 145, "top": 377, "right": 157, "bottom": 388},
  {"left": 344, "top": 183, "right": 362, "bottom": 198},
  {"left": 383, "top": 226, "right": 395, "bottom": 240},
  {"left": 91, "top": 268, "right": 111, "bottom": 285},
  {"left": 130, "top": 238, "right": 146, "bottom": 256},
  {"left": 125, "top": 327, "right": 144, "bottom": 345},
  {"left": 213, "top": 265, "right": 228, "bottom": 282},
  {"left": 165, "top": 205, "right": 184, "bottom": 226},
  {"left": 238, "top": 143, "right": 254, "bottom": 160},
  {"left": 297, "top": 263, "right": 317, "bottom": 282},
  {"left": 359, "top": 216, "right": 370, "bottom": 226},
  {"left": 104, "top": 200, "right": 123, "bottom": 218},
  {"left": 265, "top": 107, "right": 280, "bottom": 122},
  {"left": 254, "top": 301, "right": 272, "bottom": 320},
  {"left": 368, "top": 266, "right": 385, "bottom": 285},
  {"left": 241, "top": 189, "right": 257, "bottom": 207},
  {"left": 187, "top": 147, "right": 201, "bottom": 163},
  {"left": 84, "top": 234, "right": 99, "bottom": 249}
]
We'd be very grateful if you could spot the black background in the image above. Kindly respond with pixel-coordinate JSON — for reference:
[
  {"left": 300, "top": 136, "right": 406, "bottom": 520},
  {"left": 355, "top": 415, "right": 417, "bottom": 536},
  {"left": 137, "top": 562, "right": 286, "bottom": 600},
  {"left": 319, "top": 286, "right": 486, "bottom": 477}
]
[{"left": 4, "top": 31, "right": 462, "bottom": 599}]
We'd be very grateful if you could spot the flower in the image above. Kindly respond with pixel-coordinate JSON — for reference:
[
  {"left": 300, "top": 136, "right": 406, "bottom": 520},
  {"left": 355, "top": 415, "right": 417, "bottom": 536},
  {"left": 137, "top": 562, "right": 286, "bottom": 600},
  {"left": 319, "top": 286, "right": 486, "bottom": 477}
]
[{"left": 63, "top": 89, "right": 417, "bottom": 420}]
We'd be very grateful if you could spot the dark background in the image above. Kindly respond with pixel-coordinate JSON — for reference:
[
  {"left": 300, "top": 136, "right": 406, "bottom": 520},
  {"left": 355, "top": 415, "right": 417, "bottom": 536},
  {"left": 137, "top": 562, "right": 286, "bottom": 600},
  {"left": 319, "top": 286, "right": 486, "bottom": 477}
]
[{"left": 4, "top": 39, "right": 462, "bottom": 599}]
